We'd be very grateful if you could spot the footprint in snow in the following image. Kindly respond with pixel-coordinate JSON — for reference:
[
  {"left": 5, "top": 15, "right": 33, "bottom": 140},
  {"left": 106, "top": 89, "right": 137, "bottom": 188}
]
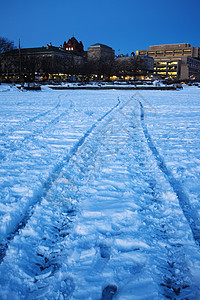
[{"left": 102, "top": 285, "right": 117, "bottom": 300}]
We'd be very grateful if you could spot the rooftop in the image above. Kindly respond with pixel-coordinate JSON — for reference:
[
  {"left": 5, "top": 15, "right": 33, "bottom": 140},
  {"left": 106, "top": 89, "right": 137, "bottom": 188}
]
[
  {"left": 149, "top": 43, "right": 192, "bottom": 50},
  {"left": 89, "top": 43, "right": 113, "bottom": 50},
  {"left": 1, "top": 45, "right": 85, "bottom": 56}
]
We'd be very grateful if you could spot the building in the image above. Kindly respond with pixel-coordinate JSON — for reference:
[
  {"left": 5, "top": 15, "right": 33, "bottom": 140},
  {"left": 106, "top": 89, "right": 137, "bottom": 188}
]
[
  {"left": 136, "top": 43, "right": 200, "bottom": 80},
  {"left": 63, "top": 37, "right": 84, "bottom": 52},
  {"left": 87, "top": 43, "right": 115, "bottom": 62},
  {"left": 0, "top": 42, "right": 86, "bottom": 82},
  {"left": 0, "top": 40, "right": 116, "bottom": 82},
  {"left": 179, "top": 56, "right": 200, "bottom": 80},
  {"left": 87, "top": 43, "right": 115, "bottom": 79},
  {"left": 4, "top": 39, "right": 198, "bottom": 82}
]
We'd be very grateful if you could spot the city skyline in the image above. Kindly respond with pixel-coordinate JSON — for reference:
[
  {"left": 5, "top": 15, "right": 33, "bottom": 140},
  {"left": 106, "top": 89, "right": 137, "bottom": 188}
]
[{"left": 2, "top": 0, "right": 200, "bottom": 55}]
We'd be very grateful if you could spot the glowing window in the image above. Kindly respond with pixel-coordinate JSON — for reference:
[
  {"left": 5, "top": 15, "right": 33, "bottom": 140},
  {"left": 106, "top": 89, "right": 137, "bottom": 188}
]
[{"left": 157, "top": 62, "right": 167, "bottom": 65}]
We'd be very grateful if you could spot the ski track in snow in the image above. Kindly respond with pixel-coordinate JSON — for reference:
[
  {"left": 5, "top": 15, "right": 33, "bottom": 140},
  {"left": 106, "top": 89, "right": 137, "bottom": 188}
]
[{"left": 0, "top": 86, "right": 200, "bottom": 299}]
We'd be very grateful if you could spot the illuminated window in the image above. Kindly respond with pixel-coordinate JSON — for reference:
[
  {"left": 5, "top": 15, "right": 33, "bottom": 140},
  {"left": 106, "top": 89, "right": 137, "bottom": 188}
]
[
  {"left": 183, "top": 50, "right": 192, "bottom": 55},
  {"left": 168, "top": 61, "right": 178, "bottom": 65},
  {"left": 168, "top": 66, "right": 176, "bottom": 70},
  {"left": 156, "top": 51, "right": 164, "bottom": 56},
  {"left": 165, "top": 51, "right": 173, "bottom": 56},
  {"left": 110, "top": 76, "right": 119, "bottom": 80},
  {"left": 157, "top": 62, "right": 167, "bottom": 65}
]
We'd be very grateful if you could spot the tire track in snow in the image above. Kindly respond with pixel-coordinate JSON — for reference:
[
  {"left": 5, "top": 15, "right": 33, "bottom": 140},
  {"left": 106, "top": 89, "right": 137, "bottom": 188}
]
[
  {"left": 0, "top": 98, "right": 120, "bottom": 264},
  {"left": 0, "top": 88, "right": 11, "bottom": 93},
  {"left": 119, "top": 99, "right": 197, "bottom": 298},
  {"left": 0, "top": 202, "right": 76, "bottom": 298},
  {"left": 0, "top": 95, "right": 71, "bottom": 162},
  {"left": 134, "top": 168, "right": 194, "bottom": 299},
  {"left": 1, "top": 93, "right": 62, "bottom": 135},
  {"left": 1, "top": 96, "right": 198, "bottom": 299},
  {"left": 27, "top": 94, "right": 62, "bottom": 123},
  {"left": 139, "top": 101, "right": 200, "bottom": 247}
]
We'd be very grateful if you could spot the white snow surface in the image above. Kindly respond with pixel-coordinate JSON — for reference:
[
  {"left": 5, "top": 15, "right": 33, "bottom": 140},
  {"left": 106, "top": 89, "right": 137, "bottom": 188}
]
[{"left": 0, "top": 84, "right": 200, "bottom": 299}]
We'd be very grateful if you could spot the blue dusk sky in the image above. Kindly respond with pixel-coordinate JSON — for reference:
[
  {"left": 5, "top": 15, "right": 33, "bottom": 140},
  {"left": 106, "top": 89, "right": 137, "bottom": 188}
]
[{"left": 1, "top": 0, "right": 200, "bottom": 55}]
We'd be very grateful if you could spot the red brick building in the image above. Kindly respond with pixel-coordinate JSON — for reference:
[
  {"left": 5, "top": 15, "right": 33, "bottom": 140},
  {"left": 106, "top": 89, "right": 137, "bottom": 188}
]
[{"left": 63, "top": 37, "right": 84, "bottom": 52}]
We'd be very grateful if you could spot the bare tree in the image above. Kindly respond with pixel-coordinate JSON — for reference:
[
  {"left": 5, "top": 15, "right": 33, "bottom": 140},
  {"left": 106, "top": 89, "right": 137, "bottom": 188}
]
[
  {"left": 0, "top": 37, "right": 16, "bottom": 53},
  {"left": 112, "top": 56, "right": 142, "bottom": 80},
  {"left": 0, "top": 37, "right": 16, "bottom": 82}
]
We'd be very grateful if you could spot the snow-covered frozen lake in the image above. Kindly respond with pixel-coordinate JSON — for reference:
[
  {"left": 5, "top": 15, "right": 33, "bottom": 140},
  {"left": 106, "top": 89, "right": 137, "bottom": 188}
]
[{"left": 0, "top": 84, "right": 200, "bottom": 299}]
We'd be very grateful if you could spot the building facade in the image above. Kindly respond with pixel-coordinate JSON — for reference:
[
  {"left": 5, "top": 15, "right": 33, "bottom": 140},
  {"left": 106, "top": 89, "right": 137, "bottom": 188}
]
[
  {"left": 87, "top": 43, "right": 115, "bottom": 79},
  {"left": 136, "top": 43, "right": 200, "bottom": 80},
  {"left": 0, "top": 43, "right": 86, "bottom": 81},
  {"left": 87, "top": 43, "right": 115, "bottom": 62}
]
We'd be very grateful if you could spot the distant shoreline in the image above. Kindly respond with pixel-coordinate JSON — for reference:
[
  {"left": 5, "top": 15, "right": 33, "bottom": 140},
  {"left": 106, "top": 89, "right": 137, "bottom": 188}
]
[{"left": 49, "top": 86, "right": 178, "bottom": 91}]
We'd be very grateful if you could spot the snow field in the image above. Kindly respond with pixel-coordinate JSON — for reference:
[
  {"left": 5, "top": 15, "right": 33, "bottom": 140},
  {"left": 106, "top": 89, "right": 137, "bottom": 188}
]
[{"left": 0, "top": 85, "right": 200, "bottom": 299}]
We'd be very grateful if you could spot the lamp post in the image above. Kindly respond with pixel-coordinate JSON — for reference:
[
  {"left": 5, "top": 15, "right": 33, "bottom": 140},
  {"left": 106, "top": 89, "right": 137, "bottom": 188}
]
[{"left": 19, "top": 39, "right": 22, "bottom": 84}]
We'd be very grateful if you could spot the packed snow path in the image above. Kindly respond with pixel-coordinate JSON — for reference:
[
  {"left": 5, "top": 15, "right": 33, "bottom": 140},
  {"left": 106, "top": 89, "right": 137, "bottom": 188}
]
[{"left": 0, "top": 85, "right": 200, "bottom": 299}]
